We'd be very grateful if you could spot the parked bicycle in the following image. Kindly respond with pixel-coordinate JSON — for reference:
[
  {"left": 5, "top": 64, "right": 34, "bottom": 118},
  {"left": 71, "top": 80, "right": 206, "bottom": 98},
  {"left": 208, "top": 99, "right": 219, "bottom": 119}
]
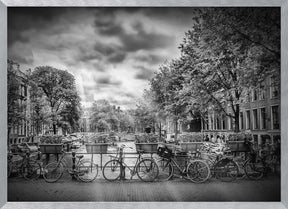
[
  {"left": 8, "top": 150, "right": 42, "bottom": 180},
  {"left": 156, "top": 144, "right": 210, "bottom": 183},
  {"left": 43, "top": 150, "right": 98, "bottom": 183},
  {"left": 244, "top": 148, "right": 280, "bottom": 180},
  {"left": 199, "top": 143, "right": 239, "bottom": 182},
  {"left": 102, "top": 144, "right": 159, "bottom": 182}
]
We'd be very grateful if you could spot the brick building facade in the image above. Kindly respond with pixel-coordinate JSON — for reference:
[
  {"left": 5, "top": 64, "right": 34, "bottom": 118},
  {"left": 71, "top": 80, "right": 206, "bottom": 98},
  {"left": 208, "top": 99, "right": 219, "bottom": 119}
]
[
  {"left": 201, "top": 75, "right": 280, "bottom": 146},
  {"left": 7, "top": 59, "right": 33, "bottom": 145}
]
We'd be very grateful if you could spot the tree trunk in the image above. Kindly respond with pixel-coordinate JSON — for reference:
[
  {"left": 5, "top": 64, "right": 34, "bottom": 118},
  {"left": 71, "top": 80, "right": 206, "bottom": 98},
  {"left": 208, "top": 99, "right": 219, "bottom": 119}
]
[
  {"left": 234, "top": 104, "right": 240, "bottom": 132},
  {"left": 159, "top": 122, "right": 162, "bottom": 137},
  {"left": 53, "top": 123, "right": 57, "bottom": 135}
]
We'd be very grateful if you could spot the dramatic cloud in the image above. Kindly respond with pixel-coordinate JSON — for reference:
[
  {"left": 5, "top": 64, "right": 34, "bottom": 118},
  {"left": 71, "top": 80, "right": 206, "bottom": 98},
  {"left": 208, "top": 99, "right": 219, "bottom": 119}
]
[
  {"left": 8, "top": 7, "right": 196, "bottom": 109},
  {"left": 134, "top": 65, "right": 155, "bottom": 80},
  {"left": 8, "top": 7, "right": 67, "bottom": 46},
  {"left": 94, "top": 76, "right": 122, "bottom": 86},
  {"left": 134, "top": 53, "right": 166, "bottom": 65},
  {"left": 94, "top": 13, "right": 175, "bottom": 53}
]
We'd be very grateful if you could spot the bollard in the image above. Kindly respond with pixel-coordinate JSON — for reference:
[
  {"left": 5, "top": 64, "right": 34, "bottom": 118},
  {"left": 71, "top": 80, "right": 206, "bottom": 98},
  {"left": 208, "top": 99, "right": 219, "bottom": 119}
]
[
  {"left": 71, "top": 151, "right": 76, "bottom": 180},
  {"left": 45, "top": 154, "right": 50, "bottom": 165}
]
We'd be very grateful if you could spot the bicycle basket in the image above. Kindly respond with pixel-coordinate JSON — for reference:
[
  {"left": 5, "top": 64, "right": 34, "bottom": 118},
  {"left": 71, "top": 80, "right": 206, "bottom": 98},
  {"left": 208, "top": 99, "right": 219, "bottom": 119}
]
[{"left": 157, "top": 146, "right": 174, "bottom": 159}]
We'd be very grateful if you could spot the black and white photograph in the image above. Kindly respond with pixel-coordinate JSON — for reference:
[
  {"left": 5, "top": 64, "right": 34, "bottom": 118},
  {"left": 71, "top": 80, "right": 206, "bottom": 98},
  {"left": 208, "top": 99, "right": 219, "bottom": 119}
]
[{"left": 7, "top": 7, "right": 280, "bottom": 202}]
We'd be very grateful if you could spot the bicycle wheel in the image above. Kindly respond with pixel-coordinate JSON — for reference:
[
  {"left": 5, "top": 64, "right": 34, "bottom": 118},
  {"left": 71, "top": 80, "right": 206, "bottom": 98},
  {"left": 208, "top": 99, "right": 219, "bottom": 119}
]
[
  {"left": 234, "top": 154, "right": 246, "bottom": 180},
  {"left": 236, "top": 163, "right": 246, "bottom": 180},
  {"left": 214, "top": 158, "right": 239, "bottom": 182},
  {"left": 22, "top": 161, "right": 42, "bottom": 180},
  {"left": 102, "top": 159, "right": 121, "bottom": 181},
  {"left": 244, "top": 159, "right": 264, "bottom": 180},
  {"left": 43, "top": 161, "right": 64, "bottom": 183},
  {"left": 156, "top": 158, "right": 173, "bottom": 181},
  {"left": 77, "top": 160, "right": 98, "bottom": 182},
  {"left": 136, "top": 158, "right": 159, "bottom": 182},
  {"left": 187, "top": 160, "right": 210, "bottom": 183}
]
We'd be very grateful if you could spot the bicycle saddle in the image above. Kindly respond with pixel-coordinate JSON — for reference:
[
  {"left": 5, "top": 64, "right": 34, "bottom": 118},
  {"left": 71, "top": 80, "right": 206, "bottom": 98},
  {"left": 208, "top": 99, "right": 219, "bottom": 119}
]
[{"left": 76, "top": 155, "right": 84, "bottom": 159}]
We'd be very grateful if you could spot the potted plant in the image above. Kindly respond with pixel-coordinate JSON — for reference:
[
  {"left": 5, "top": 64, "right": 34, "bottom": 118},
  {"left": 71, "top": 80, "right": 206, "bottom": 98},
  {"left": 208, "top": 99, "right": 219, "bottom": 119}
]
[
  {"left": 134, "top": 133, "right": 164, "bottom": 153},
  {"left": 85, "top": 134, "right": 109, "bottom": 154},
  {"left": 177, "top": 133, "right": 204, "bottom": 152},
  {"left": 39, "top": 135, "right": 64, "bottom": 154}
]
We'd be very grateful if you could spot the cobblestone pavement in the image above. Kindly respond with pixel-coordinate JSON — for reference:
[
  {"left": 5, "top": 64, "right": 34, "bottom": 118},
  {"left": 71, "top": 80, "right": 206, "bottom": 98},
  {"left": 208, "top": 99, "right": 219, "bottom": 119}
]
[{"left": 8, "top": 173, "right": 280, "bottom": 201}]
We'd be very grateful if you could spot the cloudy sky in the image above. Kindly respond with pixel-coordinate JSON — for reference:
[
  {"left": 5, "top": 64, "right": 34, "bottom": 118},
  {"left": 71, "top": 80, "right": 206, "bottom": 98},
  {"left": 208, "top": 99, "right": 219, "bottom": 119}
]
[{"left": 8, "top": 7, "right": 196, "bottom": 109}]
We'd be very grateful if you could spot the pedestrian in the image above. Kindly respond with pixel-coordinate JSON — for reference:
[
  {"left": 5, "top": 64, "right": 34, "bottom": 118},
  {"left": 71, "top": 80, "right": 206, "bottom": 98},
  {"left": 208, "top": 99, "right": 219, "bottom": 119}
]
[
  {"left": 211, "top": 135, "right": 215, "bottom": 143},
  {"left": 204, "top": 135, "right": 209, "bottom": 142},
  {"left": 216, "top": 135, "right": 222, "bottom": 144},
  {"left": 260, "top": 139, "right": 271, "bottom": 159},
  {"left": 221, "top": 135, "right": 226, "bottom": 143}
]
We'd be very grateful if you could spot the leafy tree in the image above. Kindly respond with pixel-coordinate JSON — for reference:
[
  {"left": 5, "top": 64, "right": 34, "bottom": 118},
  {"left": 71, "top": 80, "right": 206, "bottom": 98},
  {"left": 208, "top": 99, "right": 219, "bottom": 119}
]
[
  {"left": 30, "top": 85, "right": 51, "bottom": 135},
  {"left": 90, "top": 100, "right": 120, "bottom": 132},
  {"left": 30, "top": 66, "right": 81, "bottom": 135},
  {"left": 59, "top": 94, "right": 82, "bottom": 134},
  {"left": 118, "top": 111, "right": 135, "bottom": 132},
  {"left": 141, "top": 89, "right": 168, "bottom": 136},
  {"left": 150, "top": 61, "right": 190, "bottom": 137},
  {"left": 89, "top": 100, "right": 135, "bottom": 133},
  {"left": 178, "top": 7, "right": 280, "bottom": 132},
  {"left": 131, "top": 96, "right": 159, "bottom": 133},
  {"left": 149, "top": 8, "right": 280, "bottom": 133}
]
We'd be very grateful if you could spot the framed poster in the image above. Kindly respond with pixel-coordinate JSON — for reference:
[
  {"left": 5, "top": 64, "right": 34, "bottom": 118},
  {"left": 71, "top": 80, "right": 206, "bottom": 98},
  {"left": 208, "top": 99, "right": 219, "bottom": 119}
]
[{"left": 0, "top": 0, "right": 287, "bottom": 209}]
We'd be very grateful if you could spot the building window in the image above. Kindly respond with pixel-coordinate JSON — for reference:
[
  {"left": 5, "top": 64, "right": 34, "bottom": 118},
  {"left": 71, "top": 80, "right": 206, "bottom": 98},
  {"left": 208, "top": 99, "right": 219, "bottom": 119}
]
[
  {"left": 245, "top": 89, "right": 251, "bottom": 103},
  {"left": 246, "top": 110, "right": 251, "bottom": 129},
  {"left": 270, "top": 75, "right": 280, "bottom": 99},
  {"left": 260, "top": 108, "right": 266, "bottom": 130},
  {"left": 253, "top": 135, "right": 259, "bottom": 149},
  {"left": 227, "top": 117, "right": 231, "bottom": 130},
  {"left": 203, "top": 116, "right": 208, "bottom": 130},
  {"left": 210, "top": 116, "right": 214, "bottom": 130},
  {"left": 24, "top": 120, "right": 26, "bottom": 136},
  {"left": 216, "top": 117, "right": 220, "bottom": 130},
  {"left": 253, "top": 109, "right": 259, "bottom": 129},
  {"left": 252, "top": 89, "right": 258, "bottom": 101},
  {"left": 222, "top": 115, "right": 226, "bottom": 130},
  {"left": 271, "top": 106, "right": 280, "bottom": 129},
  {"left": 259, "top": 82, "right": 266, "bottom": 100},
  {"left": 227, "top": 115, "right": 234, "bottom": 130},
  {"left": 240, "top": 112, "right": 244, "bottom": 130}
]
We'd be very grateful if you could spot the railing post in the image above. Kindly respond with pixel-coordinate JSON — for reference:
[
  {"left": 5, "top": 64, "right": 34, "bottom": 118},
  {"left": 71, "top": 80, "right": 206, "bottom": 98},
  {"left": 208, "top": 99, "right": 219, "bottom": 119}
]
[
  {"left": 37, "top": 147, "right": 41, "bottom": 161},
  {"left": 119, "top": 147, "right": 125, "bottom": 180},
  {"left": 100, "top": 153, "right": 103, "bottom": 169},
  {"left": 71, "top": 151, "right": 76, "bottom": 180}
]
